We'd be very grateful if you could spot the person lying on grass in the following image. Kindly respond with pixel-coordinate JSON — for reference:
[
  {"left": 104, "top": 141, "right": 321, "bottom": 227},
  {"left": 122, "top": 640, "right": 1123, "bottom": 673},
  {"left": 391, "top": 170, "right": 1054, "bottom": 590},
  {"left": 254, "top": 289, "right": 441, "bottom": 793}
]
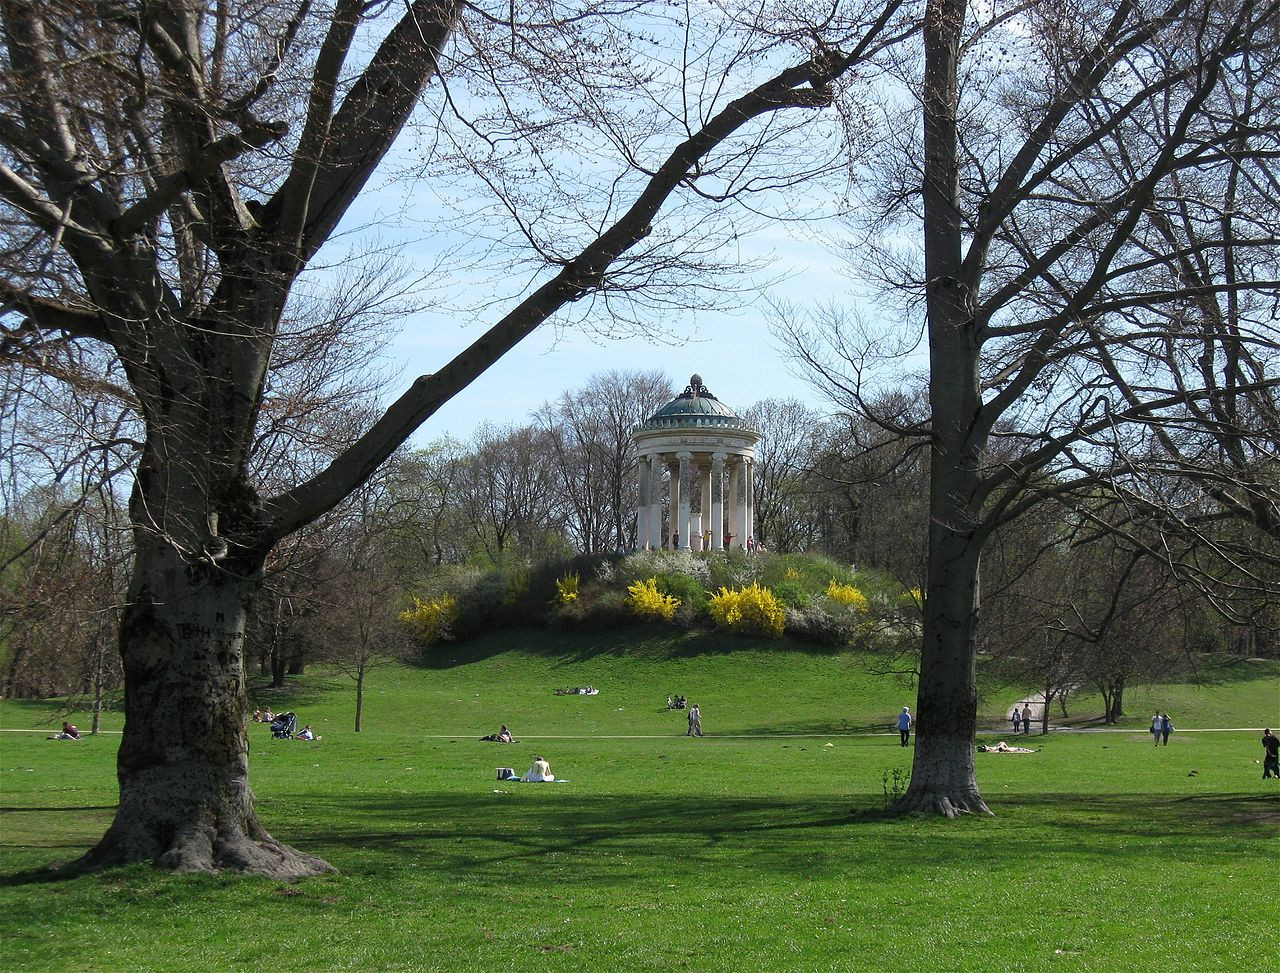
[
  {"left": 978, "top": 741, "right": 1036, "bottom": 753},
  {"left": 480, "top": 724, "right": 516, "bottom": 743}
]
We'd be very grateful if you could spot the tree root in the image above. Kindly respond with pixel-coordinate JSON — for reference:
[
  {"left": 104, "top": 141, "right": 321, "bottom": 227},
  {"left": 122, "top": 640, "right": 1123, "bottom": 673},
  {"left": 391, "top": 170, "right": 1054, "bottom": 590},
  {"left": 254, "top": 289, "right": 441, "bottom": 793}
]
[
  {"left": 891, "top": 786, "right": 993, "bottom": 818},
  {"left": 73, "top": 818, "right": 336, "bottom": 880}
]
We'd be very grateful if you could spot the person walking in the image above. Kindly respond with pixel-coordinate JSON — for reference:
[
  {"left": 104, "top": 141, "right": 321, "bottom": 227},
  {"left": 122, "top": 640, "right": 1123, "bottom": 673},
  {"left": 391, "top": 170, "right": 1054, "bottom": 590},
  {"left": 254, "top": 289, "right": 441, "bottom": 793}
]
[
  {"left": 1160, "top": 712, "right": 1173, "bottom": 746},
  {"left": 1021, "top": 703, "right": 1033, "bottom": 734},
  {"left": 687, "top": 702, "right": 703, "bottom": 737},
  {"left": 1012, "top": 707, "right": 1022, "bottom": 734},
  {"left": 1262, "top": 729, "right": 1279, "bottom": 779},
  {"left": 896, "top": 706, "right": 913, "bottom": 747},
  {"left": 1150, "top": 713, "right": 1162, "bottom": 747}
]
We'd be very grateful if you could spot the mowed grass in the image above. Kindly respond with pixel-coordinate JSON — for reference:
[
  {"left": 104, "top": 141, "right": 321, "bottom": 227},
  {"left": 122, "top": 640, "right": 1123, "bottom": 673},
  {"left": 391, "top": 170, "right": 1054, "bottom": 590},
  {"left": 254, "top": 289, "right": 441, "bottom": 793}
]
[{"left": 2, "top": 629, "right": 1277, "bottom": 972}]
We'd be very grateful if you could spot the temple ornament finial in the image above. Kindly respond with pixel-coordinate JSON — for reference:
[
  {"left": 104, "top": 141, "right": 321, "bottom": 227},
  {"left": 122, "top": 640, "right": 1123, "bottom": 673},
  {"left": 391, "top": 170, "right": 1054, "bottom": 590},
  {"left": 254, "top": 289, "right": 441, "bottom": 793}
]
[{"left": 682, "top": 374, "right": 714, "bottom": 400}]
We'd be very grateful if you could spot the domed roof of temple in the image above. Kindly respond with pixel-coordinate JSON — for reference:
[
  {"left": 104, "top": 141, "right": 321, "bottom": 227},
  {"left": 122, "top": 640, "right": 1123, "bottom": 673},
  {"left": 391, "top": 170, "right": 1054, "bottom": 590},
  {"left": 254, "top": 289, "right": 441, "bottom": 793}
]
[{"left": 640, "top": 375, "right": 751, "bottom": 430}]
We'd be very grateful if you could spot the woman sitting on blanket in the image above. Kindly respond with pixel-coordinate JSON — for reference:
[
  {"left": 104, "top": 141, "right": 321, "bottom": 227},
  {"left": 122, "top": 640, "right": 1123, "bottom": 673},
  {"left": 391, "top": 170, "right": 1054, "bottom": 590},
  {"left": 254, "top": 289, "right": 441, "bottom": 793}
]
[{"left": 523, "top": 755, "right": 554, "bottom": 782}]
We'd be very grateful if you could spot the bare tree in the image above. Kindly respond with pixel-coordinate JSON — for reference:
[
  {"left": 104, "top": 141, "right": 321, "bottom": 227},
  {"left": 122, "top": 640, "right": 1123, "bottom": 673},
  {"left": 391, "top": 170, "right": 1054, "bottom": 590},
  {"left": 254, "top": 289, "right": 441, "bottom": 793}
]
[
  {"left": 1, "top": 1, "right": 909, "bottom": 872},
  {"left": 784, "top": 0, "right": 1280, "bottom": 813},
  {"left": 744, "top": 397, "right": 825, "bottom": 553},
  {"left": 307, "top": 477, "right": 416, "bottom": 733},
  {"left": 457, "top": 422, "right": 569, "bottom": 562},
  {"left": 536, "top": 369, "right": 672, "bottom": 554}
]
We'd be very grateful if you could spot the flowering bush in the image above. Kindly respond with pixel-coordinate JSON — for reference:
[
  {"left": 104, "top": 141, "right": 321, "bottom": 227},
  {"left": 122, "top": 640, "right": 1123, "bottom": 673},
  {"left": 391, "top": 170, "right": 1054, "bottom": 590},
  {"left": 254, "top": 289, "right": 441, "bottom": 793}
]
[
  {"left": 708, "top": 582, "right": 786, "bottom": 637},
  {"left": 628, "top": 577, "right": 680, "bottom": 621},
  {"left": 826, "top": 580, "right": 870, "bottom": 613},
  {"left": 399, "top": 594, "right": 458, "bottom": 643},
  {"left": 555, "top": 572, "right": 580, "bottom": 604}
]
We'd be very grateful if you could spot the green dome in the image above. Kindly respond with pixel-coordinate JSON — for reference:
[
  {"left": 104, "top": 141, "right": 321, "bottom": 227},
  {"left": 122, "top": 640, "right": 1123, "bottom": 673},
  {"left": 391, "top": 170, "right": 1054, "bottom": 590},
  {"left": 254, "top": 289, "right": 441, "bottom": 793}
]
[{"left": 639, "top": 375, "right": 753, "bottom": 431}]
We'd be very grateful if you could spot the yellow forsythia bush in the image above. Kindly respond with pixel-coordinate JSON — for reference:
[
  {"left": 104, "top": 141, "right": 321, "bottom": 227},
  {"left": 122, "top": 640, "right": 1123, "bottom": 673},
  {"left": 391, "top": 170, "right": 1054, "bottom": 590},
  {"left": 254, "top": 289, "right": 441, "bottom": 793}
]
[
  {"left": 708, "top": 582, "right": 786, "bottom": 637},
  {"left": 399, "top": 594, "right": 459, "bottom": 643},
  {"left": 826, "top": 579, "right": 870, "bottom": 612},
  {"left": 896, "top": 587, "right": 924, "bottom": 612},
  {"left": 555, "top": 572, "right": 580, "bottom": 604},
  {"left": 628, "top": 577, "right": 680, "bottom": 621}
]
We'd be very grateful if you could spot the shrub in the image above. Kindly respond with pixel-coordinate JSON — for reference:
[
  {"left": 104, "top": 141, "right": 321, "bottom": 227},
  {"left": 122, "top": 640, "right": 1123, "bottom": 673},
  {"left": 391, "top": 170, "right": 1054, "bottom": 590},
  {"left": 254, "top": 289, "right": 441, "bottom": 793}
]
[
  {"left": 703, "top": 548, "right": 750, "bottom": 590},
  {"left": 655, "top": 572, "right": 709, "bottom": 613},
  {"left": 628, "top": 577, "right": 680, "bottom": 621},
  {"left": 621, "top": 549, "right": 711, "bottom": 585},
  {"left": 826, "top": 580, "right": 870, "bottom": 613},
  {"left": 550, "top": 588, "right": 633, "bottom": 632},
  {"left": 555, "top": 572, "right": 580, "bottom": 604},
  {"left": 785, "top": 600, "right": 858, "bottom": 647},
  {"left": 770, "top": 578, "right": 811, "bottom": 608},
  {"left": 399, "top": 594, "right": 458, "bottom": 644},
  {"left": 708, "top": 582, "right": 786, "bottom": 638}
]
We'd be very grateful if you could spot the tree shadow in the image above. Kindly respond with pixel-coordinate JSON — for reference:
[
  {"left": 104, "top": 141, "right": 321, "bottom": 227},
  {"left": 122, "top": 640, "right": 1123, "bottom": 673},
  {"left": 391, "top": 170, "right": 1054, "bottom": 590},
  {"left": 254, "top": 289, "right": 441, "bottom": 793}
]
[
  {"left": 730, "top": 719, "right": 893, "bottom": 736},
  {"left": 3, "top": 790, "right": 1269, "bottom": 888},
  {"left": 415, "top": 627, "right": 828, "bottom": 669},
  {"left": 277, "top": 788, "right": 1274, "bottom": 888}
]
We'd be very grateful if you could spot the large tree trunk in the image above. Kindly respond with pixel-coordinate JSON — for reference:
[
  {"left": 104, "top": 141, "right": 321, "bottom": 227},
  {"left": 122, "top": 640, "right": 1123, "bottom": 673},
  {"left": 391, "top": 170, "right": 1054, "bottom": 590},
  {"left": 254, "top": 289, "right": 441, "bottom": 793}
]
[
  {"left": 77, "top": 533, "right": 332, "bottom": 879},
  {"left": 896, "top": 513, "right": 991, "bottom": 817},
  {"left": 893, "top": 0, "right": 992, "bottom": 819}
]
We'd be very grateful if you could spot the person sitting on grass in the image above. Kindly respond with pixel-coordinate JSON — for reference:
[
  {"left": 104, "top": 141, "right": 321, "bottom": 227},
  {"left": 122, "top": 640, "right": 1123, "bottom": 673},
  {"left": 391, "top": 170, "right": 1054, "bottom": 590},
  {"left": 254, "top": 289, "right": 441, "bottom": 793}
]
[
  {"left": 480, "top": 724, "right": 516, "bottom": 743},
  {"left": 523, "top": 755, "right": 554, "bottom": 782},
  {"left": 296, "top": 724, "right": 317, "bottom": 741},
  {"left": 50, "top": 721, "right": 80, "bottom": 740}
]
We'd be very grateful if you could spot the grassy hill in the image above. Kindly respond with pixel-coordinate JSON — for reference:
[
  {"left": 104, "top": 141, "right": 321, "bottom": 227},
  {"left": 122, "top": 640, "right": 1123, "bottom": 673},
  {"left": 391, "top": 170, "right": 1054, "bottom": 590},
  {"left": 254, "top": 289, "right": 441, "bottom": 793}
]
[
  {"left": 1, "top": 630, "right": 1277, "bottom": 972},
  {"left": 260, "top": 628, "right": 1280, "bottom": 738}
]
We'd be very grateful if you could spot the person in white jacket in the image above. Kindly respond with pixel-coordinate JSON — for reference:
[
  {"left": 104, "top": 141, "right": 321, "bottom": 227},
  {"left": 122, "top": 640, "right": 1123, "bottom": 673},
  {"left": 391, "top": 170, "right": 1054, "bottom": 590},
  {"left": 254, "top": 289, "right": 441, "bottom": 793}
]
[
  {"left": 523, "top": 756, "right": 554, "bottom": 782},
  {"left": 896, "top": 707, "right": 913, "bottom": 747}
]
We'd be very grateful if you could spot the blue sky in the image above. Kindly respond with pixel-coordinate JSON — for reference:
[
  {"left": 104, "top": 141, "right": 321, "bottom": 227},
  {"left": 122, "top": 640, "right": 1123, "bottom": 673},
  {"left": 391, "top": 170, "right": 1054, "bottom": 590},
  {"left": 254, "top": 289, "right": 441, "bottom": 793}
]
[{"left": 369, "top": 214, "right": 854, "bottom": 443}]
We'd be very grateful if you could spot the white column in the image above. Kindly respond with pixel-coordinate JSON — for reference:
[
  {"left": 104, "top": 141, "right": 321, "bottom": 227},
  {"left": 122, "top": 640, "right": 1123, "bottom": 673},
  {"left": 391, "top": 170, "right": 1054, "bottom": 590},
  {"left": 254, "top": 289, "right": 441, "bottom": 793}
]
[
  {"left": 676, "top": 451, "right": 692, "bottom": 550},
  {"left": 649, "top": 456, "right": 664, "bottom": 550},
  {"left": 727, "top": 459, "right": 742, "bottom": 549},
  {"left": 667, "top": 457, "right": 681, "bottom": 549},
  {"left": 745, "top": 458, "right": 756, "bottom": 548},
  {"left": 737, "top": 458, "right": 750, "bottom": 549},
  {"left": 711, "top": 453, "right": 725, "bottom": 550},
  {"left": 635, "top": 456, "right": 649, "bottom": 551},
  {"left": 699, "top": 460, "right": 712, "bottom": 552}
]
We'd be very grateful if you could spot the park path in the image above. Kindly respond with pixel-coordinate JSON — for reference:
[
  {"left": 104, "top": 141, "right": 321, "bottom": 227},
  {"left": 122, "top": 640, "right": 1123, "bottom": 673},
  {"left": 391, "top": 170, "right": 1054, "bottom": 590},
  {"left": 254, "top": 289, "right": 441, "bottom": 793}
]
[{"left": 0, "top": 726, "right": 1261, "bottom": 738}]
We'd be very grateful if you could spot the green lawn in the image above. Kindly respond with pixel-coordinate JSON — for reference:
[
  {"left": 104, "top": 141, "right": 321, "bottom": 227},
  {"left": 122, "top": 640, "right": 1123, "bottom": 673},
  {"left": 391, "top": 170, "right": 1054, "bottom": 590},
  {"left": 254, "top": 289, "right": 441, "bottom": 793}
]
[{"left": 2, "top": 631, "right": 1277, "bottom": 971}]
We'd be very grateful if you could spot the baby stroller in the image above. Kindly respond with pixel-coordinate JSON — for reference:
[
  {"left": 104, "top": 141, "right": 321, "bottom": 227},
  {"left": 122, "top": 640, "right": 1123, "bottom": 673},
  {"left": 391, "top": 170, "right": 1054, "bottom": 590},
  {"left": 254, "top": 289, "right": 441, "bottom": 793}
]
[{"left": 270, "top": 712, "right": 297, "bottom": 739}]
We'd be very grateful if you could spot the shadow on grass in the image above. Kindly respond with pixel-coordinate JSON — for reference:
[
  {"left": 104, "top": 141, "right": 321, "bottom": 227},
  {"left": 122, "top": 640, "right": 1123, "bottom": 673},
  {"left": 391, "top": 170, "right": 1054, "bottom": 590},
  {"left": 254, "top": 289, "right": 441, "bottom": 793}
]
[
  {"left": 280, "top": 788, "right": 1276, "bottom": 885},
  {"left": 415, "top": 627, "right": 834, "bottom": 669},
  {"left": 731, "top": 720, "right": 894, "bottom": 736},
  {"left": 246, "top": 675, "right": 348, "bottom": 711},
  {"left": 3, "top": 789, "right": 1272, "bottom": 889}
]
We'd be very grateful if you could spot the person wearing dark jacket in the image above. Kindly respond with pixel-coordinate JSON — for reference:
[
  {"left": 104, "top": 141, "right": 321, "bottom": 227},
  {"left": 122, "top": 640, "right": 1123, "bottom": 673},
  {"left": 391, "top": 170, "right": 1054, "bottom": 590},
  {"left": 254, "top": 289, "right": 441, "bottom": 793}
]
[{"left": 1262, "top": 729, "right": 1279, "bottom": 779}]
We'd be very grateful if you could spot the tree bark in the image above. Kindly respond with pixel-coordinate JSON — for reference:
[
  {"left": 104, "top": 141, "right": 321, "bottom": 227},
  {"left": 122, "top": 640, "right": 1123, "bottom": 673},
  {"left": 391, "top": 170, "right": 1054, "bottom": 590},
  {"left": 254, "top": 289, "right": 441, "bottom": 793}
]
[
  {"left": 355, "top": 669, "right": 365, "bottom": 733},
  {"left": 77, "top": 523, "right": 331, "bottom": 878},
  {"left": 893, "top": 0, "right": 992, "bottom": 818},
  {"left": 896, "top": 504, "right": 991, "bottom": 816},
  {"left": 1112, "top": 679, "right": 1125, "bottom": 719}
]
